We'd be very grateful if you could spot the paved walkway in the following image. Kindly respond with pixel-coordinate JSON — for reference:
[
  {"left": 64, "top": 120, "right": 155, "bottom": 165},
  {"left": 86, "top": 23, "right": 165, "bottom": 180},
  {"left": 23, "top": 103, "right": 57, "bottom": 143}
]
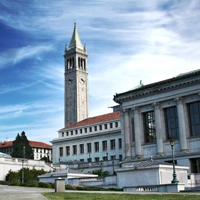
[
  {"left": 0, "top": 184, "right": 200, "bottom": 200},
  {"left": 0, "top": 185, "right": 53, "bottom": 200}
]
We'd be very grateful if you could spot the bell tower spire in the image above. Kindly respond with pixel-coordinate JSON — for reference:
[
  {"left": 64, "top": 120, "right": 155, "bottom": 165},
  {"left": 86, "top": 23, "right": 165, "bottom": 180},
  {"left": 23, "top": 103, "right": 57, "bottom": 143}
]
[{"left": 64, "top": 24, "right": 89, "bottom": 127}]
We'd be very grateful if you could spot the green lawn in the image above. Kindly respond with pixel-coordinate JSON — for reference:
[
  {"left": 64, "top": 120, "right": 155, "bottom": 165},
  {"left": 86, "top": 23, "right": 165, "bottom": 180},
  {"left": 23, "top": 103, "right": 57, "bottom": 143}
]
[{"left": 43, "top": 192, "right": 200, "bottom": 200}]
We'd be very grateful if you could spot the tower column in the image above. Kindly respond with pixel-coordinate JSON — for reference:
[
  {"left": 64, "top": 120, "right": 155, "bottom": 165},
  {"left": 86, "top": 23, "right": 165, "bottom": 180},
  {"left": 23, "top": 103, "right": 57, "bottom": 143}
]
[
  {"left": 175, "top": 97, "right": 188, "bottom": 153},
  {"left": 152, "top": 102, "right": 164, "bottom": 156},
  {"left": 123, "top": 109, "right": 132, "bottom": 160},
  {"left": 133, "top": 107, "right": 142, "bottom": 159}
]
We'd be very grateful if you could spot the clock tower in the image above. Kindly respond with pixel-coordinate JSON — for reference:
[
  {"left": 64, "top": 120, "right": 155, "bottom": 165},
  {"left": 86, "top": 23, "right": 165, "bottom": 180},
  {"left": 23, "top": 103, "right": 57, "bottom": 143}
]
[{"left": 64, "top": 23, "right": 89, "bottom": 127}]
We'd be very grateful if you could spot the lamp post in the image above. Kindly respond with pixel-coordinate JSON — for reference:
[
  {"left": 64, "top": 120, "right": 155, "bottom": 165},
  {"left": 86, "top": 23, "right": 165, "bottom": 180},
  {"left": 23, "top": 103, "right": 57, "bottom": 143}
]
[
  {"left": 170, "top": 140, "right": 179, "bottom": 184},
  {"left": 112, "top": 160, "right": 114, "bottom": 175},
  {"left": 22, "top": 146, "right": 25, "bottom": 183},
  {"left": 100, "top": 160, "right": 103, "bottom": 178}
]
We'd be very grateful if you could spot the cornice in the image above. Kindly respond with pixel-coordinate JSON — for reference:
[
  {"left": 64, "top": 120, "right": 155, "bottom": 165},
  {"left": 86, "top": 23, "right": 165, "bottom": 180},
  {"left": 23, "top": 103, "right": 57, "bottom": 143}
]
[{"left": 114, "top": 73, "right": 200, "bottom": 103}]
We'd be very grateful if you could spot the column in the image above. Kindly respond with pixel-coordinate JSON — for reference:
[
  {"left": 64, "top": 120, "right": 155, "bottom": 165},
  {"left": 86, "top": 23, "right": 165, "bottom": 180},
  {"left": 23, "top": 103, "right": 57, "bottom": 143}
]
[
  {"left": 152, "top": 102, "right": 164, "bottom": 156},
  {"left": 175, "top": 97, "right": 188, "bottom": 153},
  {"left": 133, "top": 107, "right": 142, "bottom": 159},
  {"left": 123, "top": 109, "right": 132, "bottom": 160}
]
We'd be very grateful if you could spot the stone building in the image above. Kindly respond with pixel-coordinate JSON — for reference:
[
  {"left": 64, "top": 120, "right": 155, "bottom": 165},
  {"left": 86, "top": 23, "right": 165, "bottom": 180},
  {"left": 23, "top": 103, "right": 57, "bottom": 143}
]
[
  {"left": 113, "top": 69, "right": 200, "bottom": 176},
  {"left": 0, "top": 140, "right": 52, "bottom": 161},
  {"left": 52, "top": 111, "right": 122, "bottom": 164},
  {"left": 52, "top": 24, "right": 123, "bottom": 169},
  {"left": 64, "top": 23, "right": 89, "bottom": 127}
]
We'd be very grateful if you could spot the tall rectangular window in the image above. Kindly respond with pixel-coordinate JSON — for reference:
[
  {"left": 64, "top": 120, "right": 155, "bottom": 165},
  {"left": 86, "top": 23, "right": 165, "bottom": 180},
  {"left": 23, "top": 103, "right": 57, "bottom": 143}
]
[
  {"left": 104, "top": 124, "right": 107, "bottom": 129},
  {"left": 99, "top": 125, "right": 102, "bottom": 130},
  {"left": 110, "top": 139, "right": 115, "bottom": 150},
  {"left": 73, "top": 145, "right": 77, "bottom": 155},
  {"left": 110, "top": 123, "right": 113, "bottom": 128},
  {"left": 188, "top": 101, "right": 200, "bottom": 136},
  {"left": 89, "top": 127, "right": 92, "bottom": 132},
  {"left": 84, "top": 128, "right": 87, "bottom": 133},
  {"left": 118, "top": 138, "right": 122, "bottom": 149},
  {"left": 190, "top": 158, "right": 200, "bottom": 173},
  {"left": 66, "top": 146, "right": 70, "bottom": 156},
  {"left": 87, "top": 143, "right": 91, "bottom": 153},
  {"left": 59, "top": 147, "right": 63, "bottom": 157},
  {"left": 143, "top": 111, "right": 156, "bottom": 143},
  {"left": 80, "top": 144, "right": 84, "bottom": 154},
  {"left": 115, "top": 122, "right": 118, "bottom": 128},
  {"left": 94, "top": 126, "right": 97, "bottom": 131},
  {"left": 102, "top": 141, "right": 107, "bottom": 151},
  {"left": 94, "top": 142, "right": 99, "bottom": 152},
  {"left": 165, "top": 107, "right": 179, "bottom": 139}
]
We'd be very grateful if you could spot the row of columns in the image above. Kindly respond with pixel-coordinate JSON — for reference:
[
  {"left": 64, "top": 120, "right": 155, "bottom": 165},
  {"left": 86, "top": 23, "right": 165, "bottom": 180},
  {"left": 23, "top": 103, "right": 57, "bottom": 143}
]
[{"left": 121, "top": 97, "right": 188, "bottom": 160}]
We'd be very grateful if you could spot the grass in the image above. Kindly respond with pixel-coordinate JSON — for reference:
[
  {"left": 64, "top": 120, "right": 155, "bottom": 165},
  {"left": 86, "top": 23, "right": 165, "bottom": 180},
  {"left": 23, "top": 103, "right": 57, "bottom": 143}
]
[{"left": 43, "top": 192, "right": 200, "bottom": 200}]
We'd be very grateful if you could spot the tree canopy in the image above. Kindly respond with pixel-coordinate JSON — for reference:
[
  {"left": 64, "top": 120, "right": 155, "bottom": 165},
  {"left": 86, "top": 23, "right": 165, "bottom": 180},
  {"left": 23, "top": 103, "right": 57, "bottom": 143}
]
[{"left": 11, "top": 131, "right": 34, "bottom": 159}]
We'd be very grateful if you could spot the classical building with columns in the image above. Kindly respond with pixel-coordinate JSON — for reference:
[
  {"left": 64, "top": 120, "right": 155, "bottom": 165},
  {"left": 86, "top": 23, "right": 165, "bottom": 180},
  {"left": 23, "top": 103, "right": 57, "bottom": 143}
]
[{"left": 114, "top": 69, "right": 200, "bottom": 174}]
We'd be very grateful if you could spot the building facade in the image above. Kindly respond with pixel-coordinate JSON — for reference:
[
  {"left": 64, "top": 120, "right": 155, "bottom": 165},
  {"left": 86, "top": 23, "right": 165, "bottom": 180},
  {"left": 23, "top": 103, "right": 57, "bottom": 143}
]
[
  {"left": 64, "top": 23, "right": 89, "bottom": 127},
  {"left": 113, "top": 69, "right": 200, "bottom": 174},
  {"left": 0, "top": 140, "right": 52, "bottom": 161},
  {"left": 52, "top": 112, "right": 123, "bottom": 164}
]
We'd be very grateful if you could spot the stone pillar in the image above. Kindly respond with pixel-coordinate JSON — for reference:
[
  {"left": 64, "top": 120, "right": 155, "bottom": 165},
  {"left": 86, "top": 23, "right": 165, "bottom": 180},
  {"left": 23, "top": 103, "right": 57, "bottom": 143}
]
[
  {"left": 133, "top": 107, "right": 142, "bottom": 159},
  {"left": 152, "top": 102, "right": 164, "bottom": 156},
  {"left": 123, "top": 109, "right": 132, "bottom": 160},
  {"left": 175, "top": 97, "right": 188, "bottom": 153}
]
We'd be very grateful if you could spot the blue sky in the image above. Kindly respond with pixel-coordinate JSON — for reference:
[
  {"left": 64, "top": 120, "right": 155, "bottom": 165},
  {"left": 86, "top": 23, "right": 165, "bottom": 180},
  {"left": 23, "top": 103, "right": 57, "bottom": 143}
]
[{"left": 0, "top": 0, "right": 200, "bottom": 144}]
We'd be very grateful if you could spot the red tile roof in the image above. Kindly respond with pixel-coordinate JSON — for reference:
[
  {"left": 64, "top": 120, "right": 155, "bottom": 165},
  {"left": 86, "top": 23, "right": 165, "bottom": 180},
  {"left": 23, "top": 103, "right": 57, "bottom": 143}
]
[
  {"left": 0, "top": 140, "right": 52, "bottom": 149},
  {"left": 60, "top": 111, "right": 120, "bottom": 131}
]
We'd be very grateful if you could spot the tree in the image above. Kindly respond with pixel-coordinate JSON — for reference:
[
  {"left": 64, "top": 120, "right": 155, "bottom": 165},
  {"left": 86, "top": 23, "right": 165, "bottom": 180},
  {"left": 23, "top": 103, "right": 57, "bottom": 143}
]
[{"left": 11, "top": 131, "right": 34, "bottom": 159}]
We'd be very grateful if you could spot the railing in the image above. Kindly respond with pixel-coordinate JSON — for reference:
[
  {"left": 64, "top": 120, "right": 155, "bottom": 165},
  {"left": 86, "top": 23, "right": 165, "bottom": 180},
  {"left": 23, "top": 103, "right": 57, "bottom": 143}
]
[{"left": 136, "top": 186, "right": 158, "bottom": 192}]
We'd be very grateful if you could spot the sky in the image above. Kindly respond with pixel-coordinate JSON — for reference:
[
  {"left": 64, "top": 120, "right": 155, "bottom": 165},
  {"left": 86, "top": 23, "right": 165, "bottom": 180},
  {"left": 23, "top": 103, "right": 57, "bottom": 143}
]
[{"left": 0, "top": 0, "right": 200, "bottom": 144}]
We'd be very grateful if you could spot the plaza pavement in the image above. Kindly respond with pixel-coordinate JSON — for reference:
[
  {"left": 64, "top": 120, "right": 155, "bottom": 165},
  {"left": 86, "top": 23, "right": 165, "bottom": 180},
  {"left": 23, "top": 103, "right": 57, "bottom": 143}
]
[{"left": 0, "top": 184, "right": 200, "bottom": 200}]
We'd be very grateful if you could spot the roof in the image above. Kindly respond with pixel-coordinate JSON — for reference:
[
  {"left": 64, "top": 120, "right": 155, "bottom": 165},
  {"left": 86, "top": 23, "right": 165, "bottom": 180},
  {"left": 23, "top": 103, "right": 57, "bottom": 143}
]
[
  {"left": 0, "top": 152, "right": 12, "bottom": 158},
  {"left": 114, "top": 69, "right": 200, "bottom": 103},
  {"left": 124, "top": 159, "right": 171, "bottom": 169},
  {"left": 0, "top": 140, "right": 52, "bottom": 149},
  {"left": 60, "top": 111, "right": 120, "bottom": 131},
  {"left": 69, "top": 23, "right": 83, "bottom": 50}
]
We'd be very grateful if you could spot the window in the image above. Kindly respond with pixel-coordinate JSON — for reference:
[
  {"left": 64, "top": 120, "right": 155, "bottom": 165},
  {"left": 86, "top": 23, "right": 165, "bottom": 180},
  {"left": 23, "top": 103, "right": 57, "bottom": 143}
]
[
  {"left": 102, "top": 141, "right": 107, "bottom": 151},
  {"left": 89, "top": 127, "right": 92, "bottom": 132},
  {"left": 80, "top": 144, "right": 84, "bottom": 154},
  {"left": 143, "top": 111, "right": 156, "bottom": 143},
  {"left": 66, "top": 146, "right": 70, "bottom": 156},
  {"left": 111, "top": 155, "right": 116, "bottom": 160},
  {"left": 71, "top": 131, "right": 73, "bottom": 135},
  {"left": 80, "top": 129, "right": 82, "bottom": 134},
  {"left": 84, "top": 128, "right": 87, "bottom": 133},
  {"left": 104, "top": 124, "right": 107, "bottom": 129},
  {"left": 73, "top": 145, "right": 77, "bottom": 155},
  {"left": 94, "top": 142, "right": 99, "bottom": 152},
  {"left": 87, "top": 143, "right": 91, "bottom": 153},
  {"left": 188, "top": 101, "right": 200, "bottom": 136},
  {"left": 115, "top": 122, "right": 118, "bottom": 128},
  {"left": 99, "top": 125, "right": 102, "bottom": 130},
  {"left": 94, "top": 126, "right": 97, "bottom": 131},
  {"left": 131, "top": 118, "right": 135, "bottom": 142},
  {"left": 103, "top": 156, "right": 107, "bottom": 161},
  {"left": 95, "top": 157, "right": 99, "bottom": 162},
  {"left": 190, "top": 158, "right": 200, "bottom": 173},
  {"left": 165, "top": 107, "right": 179, "bottom": 139},
  {"left": 119, "top": 155, "right": 123, "bottom": 161},
  {"left": 110, "top": 123, "right": 113, "bottom": 128},
  {"left": 75, "top": 130, "right": 78, "bottom": 134},
  {"left": 80, "top": 159, "right": 84, "bottom": 162},
  {"left": 118, "top": 138, "right": 122, "bottom": 149},
  {"left": 110, "top": 139, "right": 115, "bottom": 150},
  {"left": 59, "top": 147, "right": 63, "bottom": 157},
  {"left": 66, "top": 131, "right": 69, "bottom": 136},
  {"left": 62, "top": 132, "right": 64, "bottom": 137}
]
